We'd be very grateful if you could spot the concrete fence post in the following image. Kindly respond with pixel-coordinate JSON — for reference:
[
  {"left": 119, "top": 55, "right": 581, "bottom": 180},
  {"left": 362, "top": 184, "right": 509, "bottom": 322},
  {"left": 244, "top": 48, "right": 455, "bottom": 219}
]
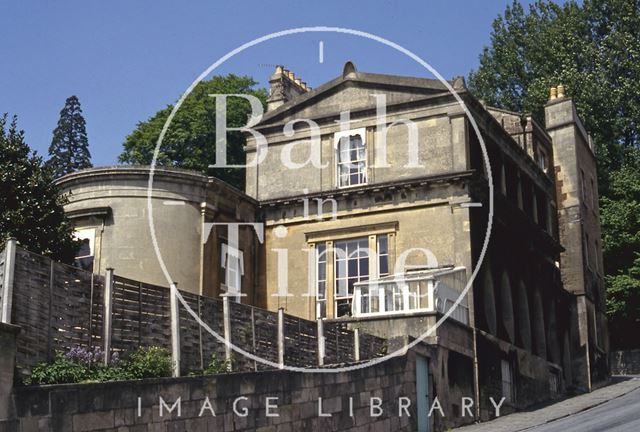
[
  {"left": 277, "top": 308, "right": 285, "bottom": 369},
  {"left": 354, "top": 328, "right": 360, "bottom": 362},
  {"left": 169, "top": 282, "right": 181, "bottom": 377},
  {"left": 1, "top": 238, "right": 17, "bottom": 324},
  {"left": 222, "top": 295, "right": 232, "bottom": 368},
  {"left": 103, "top": 268, "right": 114, "bottom": 365},
  {"left": 317, "top": 319, "right": 325, "bottom": 366}
]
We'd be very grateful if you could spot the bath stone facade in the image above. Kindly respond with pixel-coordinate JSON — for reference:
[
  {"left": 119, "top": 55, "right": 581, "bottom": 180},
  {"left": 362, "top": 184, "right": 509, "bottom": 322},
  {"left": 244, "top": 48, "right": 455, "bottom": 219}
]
[
  {"left": 55, "top": 166, "right": 260, "bottom": 301},
  {"left": 56, "top": 63, "right": 609, "bottom": 428}
]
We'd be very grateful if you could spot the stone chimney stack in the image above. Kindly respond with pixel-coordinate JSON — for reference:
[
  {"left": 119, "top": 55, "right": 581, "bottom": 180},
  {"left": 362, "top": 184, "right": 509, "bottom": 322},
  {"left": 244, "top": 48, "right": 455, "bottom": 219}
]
[
  {"left": 266, "top": 65, "right": 310, "bottom": 111},
  {"left": 544, "top": 84, "right": 608, "bottom": 391}
]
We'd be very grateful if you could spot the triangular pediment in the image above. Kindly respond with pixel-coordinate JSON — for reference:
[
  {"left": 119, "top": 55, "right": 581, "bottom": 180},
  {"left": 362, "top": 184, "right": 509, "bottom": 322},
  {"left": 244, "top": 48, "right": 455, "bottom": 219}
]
[{"left": 257, "top": 70, "right": 462, "bottom": 127}]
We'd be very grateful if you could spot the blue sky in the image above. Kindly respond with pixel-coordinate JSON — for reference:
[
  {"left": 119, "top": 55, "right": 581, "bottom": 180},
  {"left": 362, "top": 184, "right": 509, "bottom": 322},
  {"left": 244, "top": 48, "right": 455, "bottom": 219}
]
[{"left": 1, "top": 0, "right": 549, "bottom": 166}]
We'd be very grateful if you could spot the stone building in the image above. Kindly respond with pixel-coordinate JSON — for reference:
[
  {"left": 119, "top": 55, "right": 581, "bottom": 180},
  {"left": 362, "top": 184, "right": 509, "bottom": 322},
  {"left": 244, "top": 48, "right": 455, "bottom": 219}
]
[
  {"left": 55, "top": 166, "right": 261, "bottom": 301},
  {"left": 56, "top": 63, "right": 608, "bottom": 427}
]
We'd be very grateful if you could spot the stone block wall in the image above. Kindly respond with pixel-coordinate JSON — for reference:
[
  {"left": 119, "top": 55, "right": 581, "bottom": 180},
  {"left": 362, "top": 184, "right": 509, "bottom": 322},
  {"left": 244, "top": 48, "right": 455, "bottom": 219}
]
[
  {"left": 2, "top": 353, "right": 419, "bottom": 432},
  {"left": 477, "top": 331, "right": 560, "bottom": 421}
]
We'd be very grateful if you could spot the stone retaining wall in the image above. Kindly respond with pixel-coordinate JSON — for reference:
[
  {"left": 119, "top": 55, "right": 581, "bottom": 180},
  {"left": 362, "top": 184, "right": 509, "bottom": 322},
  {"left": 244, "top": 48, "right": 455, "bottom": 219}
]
[{"left": 2, "top": 353, "right": 419, "bottom": 432}]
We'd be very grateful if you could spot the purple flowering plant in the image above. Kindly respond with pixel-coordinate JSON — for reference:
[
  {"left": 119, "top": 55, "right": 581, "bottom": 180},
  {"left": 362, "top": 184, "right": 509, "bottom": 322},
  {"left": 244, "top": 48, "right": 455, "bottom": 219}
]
[
  {"left": 63, "top": 346, "right": 121, "bottom": 365},
  {"left": 26, "top": 345, "right": 170, "bottom": 385}
]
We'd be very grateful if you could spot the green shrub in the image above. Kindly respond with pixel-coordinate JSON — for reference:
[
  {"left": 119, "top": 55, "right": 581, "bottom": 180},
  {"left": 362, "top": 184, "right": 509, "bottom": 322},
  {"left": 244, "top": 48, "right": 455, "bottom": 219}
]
[
  {"left": 188, "top": 354, "right": 231, "bottom": 376},
  {"left": 25, "top": 346, "right": 173, "bottom": 385},
  {"left": 204, "top": 354, "right": 231, "bottom": 374},
  {"left": 86, "top": 363, "right": 130, "bottom": 383},
  {"left": 124, "top": 346, "right": 173, "bottom": 379},
  {"left": 26, "top": 354, "right": 88, "bottom": 385}
]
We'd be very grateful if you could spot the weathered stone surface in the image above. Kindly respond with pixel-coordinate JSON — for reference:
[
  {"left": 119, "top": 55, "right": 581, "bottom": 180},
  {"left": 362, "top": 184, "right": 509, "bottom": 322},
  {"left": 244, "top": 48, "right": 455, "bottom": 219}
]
[{"left": 6, "top": 354, "right": 418, "bottom": 431}]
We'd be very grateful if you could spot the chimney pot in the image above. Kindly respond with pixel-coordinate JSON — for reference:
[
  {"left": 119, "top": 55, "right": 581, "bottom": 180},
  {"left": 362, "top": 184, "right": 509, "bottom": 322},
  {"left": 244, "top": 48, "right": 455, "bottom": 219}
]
[
  {"left": 557, "top": 84, "right": 566, "bottom": 98},
  {"left": 288, "top": 71, "right": 295, "bottom": 81},
  {"left": 549, "top": 86, "right": 558, "bottom": 101},
  {"left": 275, "top": 65, "right": 284, "bottom": 74}
]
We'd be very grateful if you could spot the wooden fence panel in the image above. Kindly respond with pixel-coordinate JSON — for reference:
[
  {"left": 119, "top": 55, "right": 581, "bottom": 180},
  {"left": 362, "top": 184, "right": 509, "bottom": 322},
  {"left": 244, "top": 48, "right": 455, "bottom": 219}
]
[
  {"left": 138, "top": 281, "right": 171, "bottom": 351},
  {"left": 228, "top": 301, "right": 259, "bottom": 371},
  {"left": 5, "top": 245, "right": 388, "bottom": 377},
  {"left": 111, "top": 276, "right": 143, "bottom": 354},
  {"left": 252, "top": 307, "right": 279, "bottom": 370},
  {"left": 49, "top": 262, "right": 100, "bottom": 353},
  {"left": 110, "top": 276, "right": 172, "bottom": 354},
  {"left": 199, "top": 296, "right": 226, "bottom": 369},
  {"left": 179, "top": 291, "right": 202, "bottom": 373},
  {"left": 297, "top": 317, "right": 318, "bottom": 366},
  {"left": 283, "top": 315, "right": 318, "bottom": 367},
  {"left": 11, "top": 248, "right": 51, "bottom": 376},
  {"left": 89, "top": 276, "right": 104, "bottom": 350}
]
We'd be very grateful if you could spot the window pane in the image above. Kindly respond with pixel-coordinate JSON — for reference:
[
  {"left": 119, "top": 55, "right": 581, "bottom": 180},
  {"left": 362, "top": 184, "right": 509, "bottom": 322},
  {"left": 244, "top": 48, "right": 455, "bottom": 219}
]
[
  {"left": 337, "top": 133, "right": 366, "bottom": 187},
  {"left": 336, "top": 299, "right": 352, "bottom": 317},
  {"left": 318, "top": 263, "right": 326, "bottom": 281},
  {"left": 360, "top": 258, "right": 369, "bottom": 276},
  {"left": 360, "top": 296, "right": 369, "bottom": 314},
  {"left": 317, "top": 301, "right": 326, "bottom": 319},
  {"left": 379, "top": 258, "right": 389, "bottom": 276},
  {"left": 337, "top": 278, "right": 347, "bottom": 297},
  {"left": 348, "top": 258, "right": 358, "bottom": 275},
  {"left": 318, "top": 281, "right": 326, "bottom": 299},
  {"left": 348, "top": 278, "right": 357, "bottom": 295},
  {"left": 378, "top": 235, "right": 388, "bottom": 254},
  {"left": 371, "top": 293, "right": 379, "bottom": 313},
  {"left": 333, "top": 237, "right": 371, "bottom": 316}
]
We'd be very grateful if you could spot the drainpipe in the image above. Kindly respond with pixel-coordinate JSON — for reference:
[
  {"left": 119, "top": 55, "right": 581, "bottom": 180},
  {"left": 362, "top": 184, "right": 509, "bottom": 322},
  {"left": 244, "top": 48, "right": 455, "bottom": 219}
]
[
  {"left": 467, "top": 270, "right": 481, "bottom": 419},
  {"left": 472, "top": 326, "right": 481, "bottom": 419}
]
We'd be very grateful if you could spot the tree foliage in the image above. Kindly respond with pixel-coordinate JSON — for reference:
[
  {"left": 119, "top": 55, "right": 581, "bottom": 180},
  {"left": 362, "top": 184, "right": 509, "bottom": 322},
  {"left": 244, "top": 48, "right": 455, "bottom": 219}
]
[
  {"left": 601, "top": 150, "right": 640, "bottom": 348},
  {"left": 469, "top": 0, "right": 640, "bottom": 348},
  {"left": 118, "top": 75, "right": 267, "bottom": 190},
  {"left": 47, "top": 95, "right": 92, "bottom": 178},
  {"left": 0, "top": 114, "right": 78, "bottom": 263}
]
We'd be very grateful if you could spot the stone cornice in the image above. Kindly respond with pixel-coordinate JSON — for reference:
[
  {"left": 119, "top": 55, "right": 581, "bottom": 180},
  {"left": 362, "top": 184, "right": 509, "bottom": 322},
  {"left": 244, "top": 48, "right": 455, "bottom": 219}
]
[{"left": 258, "top": 169, "right": 476, "bottom": 209}]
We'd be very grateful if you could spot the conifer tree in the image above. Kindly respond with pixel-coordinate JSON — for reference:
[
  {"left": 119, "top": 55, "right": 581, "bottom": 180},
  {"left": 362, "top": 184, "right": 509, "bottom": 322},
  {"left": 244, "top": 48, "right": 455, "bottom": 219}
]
[{"left": 47, "top": 95, "right": 92, "bottom": 178}]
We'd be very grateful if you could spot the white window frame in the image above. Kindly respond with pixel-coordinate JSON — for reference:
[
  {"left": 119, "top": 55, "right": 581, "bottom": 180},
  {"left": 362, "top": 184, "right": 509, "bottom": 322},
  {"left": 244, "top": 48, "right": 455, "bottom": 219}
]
[
  {"left": 334, "top": 237, "right": 370, "bottom": 317},
  {"left": 73, "top": 228, "right": 95, "bottom": 271},
  {"left": 316, "top": 243, "right": 328, "bottom": 319},
  {"left": 335, "top": 128, "right": 367, "bottom": 188},
  {"left": 221, "top": 243, "right": 244, "bottom": 302},
  {"left": 354, "top": 278, "right": 430, "bottom": 317},
  {"left": 314, "top": 233, "right": 391, "bottom": 319},
  {"left": 377, "top": 234, "right": 389, "bottom": 277},
  {"left": 352, "top": 267, "right": 469, "bottom": 322}
]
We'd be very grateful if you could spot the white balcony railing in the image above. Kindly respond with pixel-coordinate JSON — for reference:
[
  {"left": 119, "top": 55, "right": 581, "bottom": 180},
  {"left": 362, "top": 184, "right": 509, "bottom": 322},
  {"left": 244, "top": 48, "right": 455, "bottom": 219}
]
[{"left": 352, "top": 266, "right": 469, "bottom": 325}]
